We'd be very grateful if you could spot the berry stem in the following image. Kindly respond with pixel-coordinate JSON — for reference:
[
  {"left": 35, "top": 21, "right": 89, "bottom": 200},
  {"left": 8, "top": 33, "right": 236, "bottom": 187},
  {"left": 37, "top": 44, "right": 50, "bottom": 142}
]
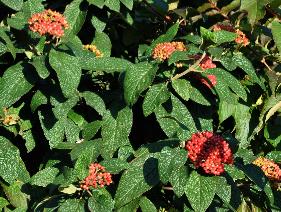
[{"left": 170, "top": 52, "right": 206, "bottom": 81}]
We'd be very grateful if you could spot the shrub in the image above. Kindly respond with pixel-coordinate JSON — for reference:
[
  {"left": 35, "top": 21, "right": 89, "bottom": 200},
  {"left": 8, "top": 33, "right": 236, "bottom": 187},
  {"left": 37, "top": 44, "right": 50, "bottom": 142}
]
[{"left": 0, "top": 0, "right": 281, "bottom": 211}]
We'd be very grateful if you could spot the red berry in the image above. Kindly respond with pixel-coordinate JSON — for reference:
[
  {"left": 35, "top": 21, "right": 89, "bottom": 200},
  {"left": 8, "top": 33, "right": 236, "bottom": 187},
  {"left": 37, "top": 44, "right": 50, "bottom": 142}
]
[
  {"left": 28, "top": 9, "right": 69, "bottom": 38},
  {"left": 80, "top": 163, "right": 112, "bottom": 190},
  {"left": 185, "top": 131, "right": 233, "bottom": 175}
]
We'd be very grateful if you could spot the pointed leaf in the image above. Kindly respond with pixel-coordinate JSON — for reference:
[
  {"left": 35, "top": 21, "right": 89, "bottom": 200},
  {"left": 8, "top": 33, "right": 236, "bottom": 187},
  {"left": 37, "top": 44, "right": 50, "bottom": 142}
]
[
  {"left": 185, "top": 171, "right": 216, "bottom": 212},
  {"left": 30, "top": 167, "right": 59, "bottom": 187},
  {"left": 172, "top": 79, "right": 191, "bottom": 101},
  {"left": 0, "top": 63, "right": 36, "bottom": 109},
  {"left": 101, "top": 107, "right": 132, "bottom": 158},
  {"left": 0, "top": 136, "right": 30, "bottom": 184},
  {"left": 139, "top": 197, "right": 157, "bottom": 212},
  {"left": 49, "top": 49, "right": 81, "bottom": 97},
  {"left": 124, "top": 62, "right": 157, "bottom": 105},
  {"left": 143, "top": 83, "right": 170, "bottom": 116},
  {"left": 115, "top": 157, "right": 160, "bottom": 208}
]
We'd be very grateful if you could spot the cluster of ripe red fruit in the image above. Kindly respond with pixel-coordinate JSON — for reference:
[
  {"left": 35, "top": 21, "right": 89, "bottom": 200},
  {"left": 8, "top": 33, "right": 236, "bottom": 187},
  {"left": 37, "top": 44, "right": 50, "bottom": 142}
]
[
  {"left": 185, "top": 131, "right": 234, "bottom": 175},
  {"left": 80, "top": 163, "right": 112, "bottom": 190},
  {"left": 28, "top": 9, "right": 68, "bottom": 38}
]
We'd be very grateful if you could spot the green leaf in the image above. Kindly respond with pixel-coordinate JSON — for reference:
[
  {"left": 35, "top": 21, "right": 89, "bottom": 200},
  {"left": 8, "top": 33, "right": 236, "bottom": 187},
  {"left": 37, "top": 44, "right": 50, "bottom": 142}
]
[
  {"left": 240, "top": 0, "right": 266, "bottom": 25},
  {"left": 240, "top": 164, "right": 267, "bottom": 190},
  {"left": 70, "top": 139, "right": 101, "bottom": 161},
  {"left": 0, "top": 197, "right": 9, "bottom": 209},
  {"left": 183, "top": 34, "right": 202, "bottom": 45},
  {"left": 189, "top": 86, "right": 211, "bottom": 106},
  {"left": 218, "top": 101, "right": 236, "bottom": 123},
  {"left": 0, "top": 41, "right": 6, "bottom": 55},
  {"left": 22, "top": 130, "right": 36, "bottom": 153},
  {"left": 200, "top": 27, "right": 214, "bottom": 41},
  {"left": 0, "top": 136, "right": 30, "bottom": 184},
  {"left": 39, "top": 111, "right": 65, "bottom": 148},
  {"left": 87, "top": 0, "right": 104, "bottom": 8},
  {"left": 142, "top": 83, "right": 170, "bottom": 116},
  {"left": 212, "top": 30, "right": 237, "bottom": 45},
  {"left": 6, "top": 11, "right": 26, "bottom": 30},
  {"left": 58, "top": 199, "right": 85, "bottom": 212},
  {"left": 0, "top": 0, "right": 23, "bottom": 11},
  {"left": 101, "top": 107, "right": 132, "bottom": 158},
  {"left": 31, "top": 56, "right": 50, "bottom": 79},
  {"left": 155, "top": 95, "right": 197, "bottom": 140},
  {"left": 49, "top": 49, "right": 81, "bottom": 98},
  {"left": 218, "top": 53, "right": 237, "bottom": 71},
  {"left": 225, "top": 165, "right": 245, "bottom": 180},
  {"left": 82, "top": 91, "right": 106, "bottom": 116},
  {"left": 39, "top": 96, "right": 78, "bottom": 148},
  {"left": 115, "top": 157, "right": 160, "bottom": 208},
  {"left": 0, "top": 63, "right": 36, "bottom": 109},
  {"left": 124, "top": 62, "right": 157, "bottom": 105},
  {"left": 117, "top": 198, "right": 140, "bottom": 212},
  {"left": 185, "top": 171, "right": 216, "bottom": 212},
  {"left": 215, "top": 177, "right": 232, "bottom": 206},
  {"left": 135, "top": 138, "right": 180, "bottom": 157},
  {"left": 63, "top": 0, "right": 87, "bottom": 40},
  {"left": 91, "top": 16, "right": 106, "bottom": 32},
  {"left": 68, "top": 109, "right": 85, "bottom": 127},
  {"left": 206, "top": 68, "right": 247, "bottom": 101},
  {"left": 152, "top": 22, "right": 179, "bottom": 47},
  {"left": 74, "top": 147, "right": 98, "bottom": 179},
  {"left": 101, "top": 158, "right": 129, "bottom": 174},
  {"left": 233, "top": 52, "right": 264, "bottom": 89},
  {"left": 272, "top": 21, "right": 281, "bottom": 54},
  {"left": 79, "top": 56, "right": 133, "bottom": 72},
  {"left": 0, "top": 28, "right": 16, "bottom": 59},
  {"left": 82, "top": 121, "right": 101, "bottom": 141},
  {"left": 88, "top": 190, "right": 115, "bottom": 212},
  {"left": 158, "top": 147, "right": 187, "bottom": 183},
  {"left": 168, "top": 51, "right": 189, "bottom": 65},
  {"left": 120, "top": 0, "right": 134, "bottom": 10},
  {"left": 139, "top": 197, "right": 157, "bottom": 212},
  {"left": 233, "top": 103, "right": 251, "bottom": 147},
  {"left": 172, "top": 79, "right": 191, "bottom": 102},
  {"left": 266, "top": 151, "right": 281, "bottom": 163},
  {"left": 64, "top": 119, "right": 80, "bottom": 143},
  {"left": 1, "top": 181, "right": 28, "bottom": 209},
  {"left": 170, "top": 165, "right": 189, "bottom": 197},
  {"left": 105, "top": 0, "right": 120, "bottom": 12},
  {"left": 30, "top": 167, "right": 59, "bottom": 187},
  {"left": 93, "top": 32, "right": 111, "bottom": 57},
  {"left": 22, "top": 0, "right": 44, "bottom": 17}
]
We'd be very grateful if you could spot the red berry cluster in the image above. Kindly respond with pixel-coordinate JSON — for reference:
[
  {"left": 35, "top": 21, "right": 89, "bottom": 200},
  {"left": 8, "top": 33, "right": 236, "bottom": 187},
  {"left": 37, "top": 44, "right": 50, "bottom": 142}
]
[
  {"left": 28, "top": 9, "right": 69, "bottom": 38},
  {"left": 213, "top": 23, "right": 249, "bottom": 47},
  {"left": 253, "top": 157, "right": 281, "bottom": 182},
  {"left": 80, "top": 163, "right": 112, "bottom": 190},
  {"left": 185, "top": 131, "right": 234, "bottom": 175},
  {"left": 200, "top": 74, "right": 217, "bottom": 89},
  {"left": 152, "top": 41, "right": 186, "bottom": 61},
  {"left": 192, "top": 54, "right": 217, "bottom": 88},
  {"left": 197, "top": 55, "right": 217, "bottom": 71}
]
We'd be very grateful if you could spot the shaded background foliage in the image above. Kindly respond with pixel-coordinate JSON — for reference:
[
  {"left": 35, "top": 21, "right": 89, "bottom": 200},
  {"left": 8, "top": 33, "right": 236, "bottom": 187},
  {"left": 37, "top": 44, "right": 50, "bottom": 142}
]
[{"left": 0, "top": 0, "right": 281, "bottom": 211}]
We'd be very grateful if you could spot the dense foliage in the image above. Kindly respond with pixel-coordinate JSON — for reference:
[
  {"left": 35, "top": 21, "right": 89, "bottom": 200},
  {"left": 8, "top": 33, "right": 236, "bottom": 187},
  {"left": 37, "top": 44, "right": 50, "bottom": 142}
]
[{"left": 1, "top": 0, "right": 281, "bottom": 211}]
